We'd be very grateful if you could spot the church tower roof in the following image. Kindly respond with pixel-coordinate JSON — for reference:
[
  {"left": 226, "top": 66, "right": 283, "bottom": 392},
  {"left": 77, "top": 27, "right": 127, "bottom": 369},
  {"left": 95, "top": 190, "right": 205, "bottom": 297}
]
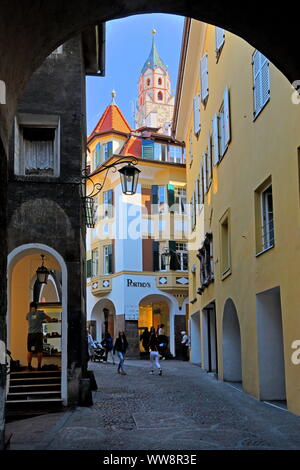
[{"left": 141, "top": 30, "right": 168, "bottom": 74}]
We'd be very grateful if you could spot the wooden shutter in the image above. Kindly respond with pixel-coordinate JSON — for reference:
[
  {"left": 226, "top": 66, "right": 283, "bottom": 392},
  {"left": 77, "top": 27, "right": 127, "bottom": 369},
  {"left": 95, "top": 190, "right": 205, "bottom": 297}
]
[
  {"left": 215, "top": 27, "right": 225, "bottom": 52},
  {"left": 203, "top": 152, "right": 207, "bottom": 193},
  {"left": 223, "top": 87, "right": 231, "bottom": 148},
  {"left": 200, "top": 54, "right": 209, "bottom": 102},
  {"left": 253, "top": 51, "right": 269, "bottom": 117},
  {"left": 111, "top": 240, "right": 115, "bottom": 274},
  {"left": 143, "top": 238, "right": 153, "bottom": 271},
  {"left": 86, "top": 259, "right": 92, "bottom": 278},
  {"left": 193, "top": 94, "right": 201, "bottom": 135},
  {"left": 142, "top": 139, "right": 154, "bottom": 159},
  {"left": 212, "top": 114, "right": 219, "bottom": 165},
  {"left": 199, "top": 169, "right": 204, "bottom": 205},
  {"left": 153, "top": 241, "right": 160, "bottom": 271},
  {"left": 207, "top": 132, "right": 212, "bottom": 185}
]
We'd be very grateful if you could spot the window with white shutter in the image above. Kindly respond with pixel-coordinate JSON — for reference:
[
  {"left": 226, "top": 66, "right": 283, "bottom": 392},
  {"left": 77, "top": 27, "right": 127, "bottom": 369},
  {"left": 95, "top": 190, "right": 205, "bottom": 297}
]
[
  {"left": 252, "top": 50, "right": 270, "bottom": 119},
  {"left": 215, "top": 27, "right": 225, "bottom": 56},
  {"left": 203, "top": 152, "right": 207, "bottom": 194},
  {"left": 200, "top": 54, "right": 209, "bottom": 103},
  {"left": 212, "top": 114, "right": 219, "bottom": 166},
  {"left": 193, "top": 94, "right": 201, "bottom": 135},
  {"left": 223, "top": 87, "right": 231, "bottom": 148},
  {"left": 207, "top": 132, "right": 212, "bottom": 188},
  {"left": 199, "top": 167, "right": 204, "bottom": 205}
]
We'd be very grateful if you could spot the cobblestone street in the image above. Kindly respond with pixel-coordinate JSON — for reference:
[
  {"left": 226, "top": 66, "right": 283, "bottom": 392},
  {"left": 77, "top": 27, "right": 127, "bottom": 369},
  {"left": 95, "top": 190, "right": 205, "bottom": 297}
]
[{"left": 6, "top": 359, "right": 300, "bottom": 450}]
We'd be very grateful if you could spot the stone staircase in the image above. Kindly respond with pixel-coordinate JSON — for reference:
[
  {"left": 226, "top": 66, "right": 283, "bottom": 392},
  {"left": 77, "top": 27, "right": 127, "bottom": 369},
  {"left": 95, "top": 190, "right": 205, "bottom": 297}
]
[{"left": 6, "top": 370, "right": 63, "bottom": 420}]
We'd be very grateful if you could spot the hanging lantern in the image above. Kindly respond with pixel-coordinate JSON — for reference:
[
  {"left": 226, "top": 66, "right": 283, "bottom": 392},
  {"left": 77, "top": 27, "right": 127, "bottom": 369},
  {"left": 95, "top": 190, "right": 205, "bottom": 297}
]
[
  {"left": 83, "top": 196, "right": 96, "bottom": 228},
  {"left": 118, "top": 163, "right": 141, "bottom": 195},
  {"left": 36, "top": 254, "right": 50, "bottom": 284},
  {"left": 161, "top": 249, "right": 171, "bottom": 271}
]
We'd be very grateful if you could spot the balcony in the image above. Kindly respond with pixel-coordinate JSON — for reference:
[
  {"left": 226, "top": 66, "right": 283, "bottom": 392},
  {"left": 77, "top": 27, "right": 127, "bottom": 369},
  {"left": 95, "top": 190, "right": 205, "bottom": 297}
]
[
  {"left": 156, "top": 272, "right": 189, "bottom": 291},
  {"left": 90, "top": 275, "right": 112, "bottom": 295}
]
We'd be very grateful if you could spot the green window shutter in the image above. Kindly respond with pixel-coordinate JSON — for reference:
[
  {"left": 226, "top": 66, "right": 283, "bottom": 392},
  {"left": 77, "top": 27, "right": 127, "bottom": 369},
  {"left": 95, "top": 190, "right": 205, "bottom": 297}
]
[
  {"left": 86, "top": 259, "right": 92, "bottom": 278},
  {"left": 167, "top": 184, "right": 175, "bottom": 211},
  {"left": 142, "top": 139, "right": 154, "bottom": 159},
  {"left": 153, "top": 241, "right": 160, "bottom": 271}
]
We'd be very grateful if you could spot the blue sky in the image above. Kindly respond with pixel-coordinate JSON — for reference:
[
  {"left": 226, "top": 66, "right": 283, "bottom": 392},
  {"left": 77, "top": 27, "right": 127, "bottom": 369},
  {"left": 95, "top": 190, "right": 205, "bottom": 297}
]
[{"left": 86, "top": 13, "right": 185, "bottom": 135}]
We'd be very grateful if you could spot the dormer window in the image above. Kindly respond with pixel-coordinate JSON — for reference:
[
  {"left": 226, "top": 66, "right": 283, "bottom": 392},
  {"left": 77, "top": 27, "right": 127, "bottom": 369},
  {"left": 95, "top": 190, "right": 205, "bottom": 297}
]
[{"left": 158, "top": 91, "right": 163, "bottom": 101}]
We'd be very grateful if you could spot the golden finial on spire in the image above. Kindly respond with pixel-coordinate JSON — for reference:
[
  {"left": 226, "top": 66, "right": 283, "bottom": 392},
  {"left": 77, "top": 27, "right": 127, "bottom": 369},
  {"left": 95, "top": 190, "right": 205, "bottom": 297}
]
[{"left": 152, "top": 29, "right": 157, "bottom": 35}]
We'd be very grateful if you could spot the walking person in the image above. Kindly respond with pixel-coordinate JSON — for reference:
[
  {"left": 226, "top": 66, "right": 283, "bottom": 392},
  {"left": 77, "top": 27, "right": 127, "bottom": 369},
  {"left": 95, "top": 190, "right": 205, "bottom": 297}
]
[
  {"left": 26, "top": 301, "right": 51, "bottom": 370},
  {"left": 101, "top": 332, "right": 115, "bottom": 364},
  {"left": 87, "top": 329, "right": 96, "bottom": 362},
  {"left": 139, "top": 327, "right": 150, "bottom": 353},
  {"left": 181, "top": 330, "right": 190, "bottom": 361},
  {"left": 149, "top": 327, "right": 162, "bottom": 376},
  {"left": 113, "top": 331, "right": 128, "bottom": 375}
]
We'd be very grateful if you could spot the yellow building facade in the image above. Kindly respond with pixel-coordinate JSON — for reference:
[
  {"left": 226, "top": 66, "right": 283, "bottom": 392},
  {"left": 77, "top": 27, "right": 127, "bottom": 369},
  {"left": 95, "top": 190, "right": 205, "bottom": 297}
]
[{"left": 174, "top": 18, "right": 300, "bottom": 415}]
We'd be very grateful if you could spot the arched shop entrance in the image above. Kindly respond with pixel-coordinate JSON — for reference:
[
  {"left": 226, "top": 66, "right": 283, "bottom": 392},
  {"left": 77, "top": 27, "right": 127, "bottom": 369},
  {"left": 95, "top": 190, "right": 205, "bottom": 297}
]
[
  {"left": 90, "top": 299, "right": 116, "bottom": 343},
  {"left": 139, "top": 294, "right": 177, "bottom": 357},
  {"left": 7, "top": 244, "right": 68, "bottom": 404}
]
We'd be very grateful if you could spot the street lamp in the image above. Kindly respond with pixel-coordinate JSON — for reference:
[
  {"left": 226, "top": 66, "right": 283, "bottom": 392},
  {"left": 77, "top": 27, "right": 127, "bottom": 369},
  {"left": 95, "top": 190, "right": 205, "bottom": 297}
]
[
  {"left": 81, "top": 156, "right": 140, "bottom": 228},
  {"left": 118, "top": 163, "right": 141, "bottom": 195},
  {"left": 161, "top": 248, "right": 181, "bottom": 271},
  {"left": 36, "top": 254, "right": 50, "bottom": 284}
]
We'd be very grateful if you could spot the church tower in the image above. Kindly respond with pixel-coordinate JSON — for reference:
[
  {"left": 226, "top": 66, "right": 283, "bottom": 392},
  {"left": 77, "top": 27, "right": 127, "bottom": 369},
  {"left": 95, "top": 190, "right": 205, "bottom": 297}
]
[{"left": 135, "top": 30, "right": 175, "bottom": 135}]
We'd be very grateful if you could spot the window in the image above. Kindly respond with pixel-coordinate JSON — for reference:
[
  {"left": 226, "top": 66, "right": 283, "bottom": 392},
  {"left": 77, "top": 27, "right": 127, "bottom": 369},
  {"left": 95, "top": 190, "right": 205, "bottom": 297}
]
[
  {"left": 207, "top": 132, "right": 212, "bottom": 188},
  {"left": 103, "top": 245, "right": 113, "bottom": 275},
  {"left": 103, "top": 189, "right": 113, "bottom": 218},
  {"left": 159, "top": 241, "right": 169, "bottom": 271},
  {"left": 213, "top": 87, "right": 231, "bottom": 164},
  {"left": 193, "top": 94, "right": 201, "bottom": 135},
  {"left": 104, "top": 141, "right": 113, "bottom": 161},
  {"left": 255, "top": 178, "right": 274, "bottom": 254},
  {"left": 220, "top": 212, "right": 231, "bottom": 276},
  {"left": 252, "top": 50, "right": 270, "bottom": 119},
  {"left": 200, "top": 53, "right": 209, "bottom": 103},
  {"left": 261, "top": 185, "right": 274, "bottom": 250},
  {"left": 215, "top": 28, "right": 225, "bottom": 58},
  {"left": 14, "top": 114, "right": 60, "bottom": 177},
  {"left": 197, "top": 233, "right": 214, "bottom": 293},
  {"left": 158, "top": 91, "right": 163, "bottom": 101},
  {"left": 146, "top": 78, "right": 151, "bottom": 86},
  {"left": 92, "top": 249, "right": 99, "bottom": 277},
  {"left": 176, "top": 242, "right": 188, "bottom": 271},
  {"left": 154, "top": 143, "right": 167, "bottom": 161},
  {"left": 158, "top": 77, "right": 162, "bottom": 85},
  {"left": 175, "top": 187, "right": 187, "bottom": 214},
  {"left": 94, "top": 142, "right": 102, "bottom": 169},
  {"left": 190, "top": 191, "right": 196, "bottom": 231},
  {"left": 169, "top": 145, "right": 183, "bottom": 163},
  {"left": 158, "top": 186, "right": 167, "bottom": 213}
]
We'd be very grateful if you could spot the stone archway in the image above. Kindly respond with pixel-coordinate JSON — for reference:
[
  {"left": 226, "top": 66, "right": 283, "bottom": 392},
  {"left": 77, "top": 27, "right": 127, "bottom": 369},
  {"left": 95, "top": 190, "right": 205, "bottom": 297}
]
[
  {"left": 222, "top": 298, "right": 242, "bottom": 383},
  {"left": 91, "top": 298, "right": 116, "bottom": 343}
]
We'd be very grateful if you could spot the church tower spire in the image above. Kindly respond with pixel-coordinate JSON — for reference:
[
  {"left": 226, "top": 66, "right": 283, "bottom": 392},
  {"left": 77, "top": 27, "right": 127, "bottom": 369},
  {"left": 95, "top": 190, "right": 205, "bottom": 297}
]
[{"left": 135, "top": 30, "right": 174, "bottom": 135}]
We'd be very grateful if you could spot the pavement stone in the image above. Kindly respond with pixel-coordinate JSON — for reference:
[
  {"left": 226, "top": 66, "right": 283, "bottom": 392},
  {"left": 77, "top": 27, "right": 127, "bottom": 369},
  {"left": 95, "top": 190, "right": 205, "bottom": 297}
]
[{"left": 5, "top": 359, "right": 300, "bottom": 450}]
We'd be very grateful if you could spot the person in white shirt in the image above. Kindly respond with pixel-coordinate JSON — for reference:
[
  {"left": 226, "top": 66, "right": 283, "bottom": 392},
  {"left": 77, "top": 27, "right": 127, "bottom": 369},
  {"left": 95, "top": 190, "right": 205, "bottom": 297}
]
[{"left": 181, "top": 331, "right": 190, "bottom": 361}]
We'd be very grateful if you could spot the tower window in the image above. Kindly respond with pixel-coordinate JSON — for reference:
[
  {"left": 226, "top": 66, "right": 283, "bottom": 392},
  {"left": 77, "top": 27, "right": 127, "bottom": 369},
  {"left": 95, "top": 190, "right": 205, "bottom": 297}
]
[
  {"left": 158, "top": 91, "right": 163, "bottom": 101},
  {"left": 158, "top": 78, "right": 162, "bottom": 85},
  {"left": 146, "top": 78, "right": 151, "bottom": 86}
]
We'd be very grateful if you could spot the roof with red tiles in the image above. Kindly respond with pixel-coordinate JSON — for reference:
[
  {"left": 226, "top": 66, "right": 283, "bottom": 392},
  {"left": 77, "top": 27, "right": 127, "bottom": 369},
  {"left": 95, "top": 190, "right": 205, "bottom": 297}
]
[
  {"left": 120, "top": 136, "right": 142, "bottom": 157},
  {"left": 88, "top": 104, "right": 132, "bottom": 141}
]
